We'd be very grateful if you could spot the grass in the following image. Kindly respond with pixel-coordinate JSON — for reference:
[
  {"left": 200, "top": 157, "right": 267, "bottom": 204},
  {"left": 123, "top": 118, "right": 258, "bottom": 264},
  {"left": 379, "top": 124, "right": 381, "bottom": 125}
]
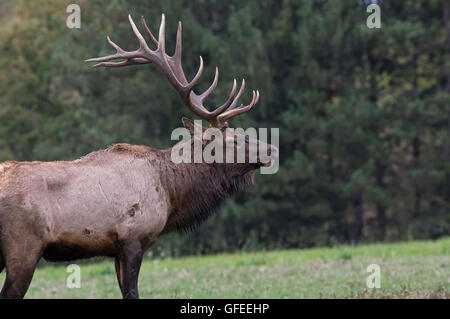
[{"left": 1, "top": 237, "right": 449, "bottom": 298}]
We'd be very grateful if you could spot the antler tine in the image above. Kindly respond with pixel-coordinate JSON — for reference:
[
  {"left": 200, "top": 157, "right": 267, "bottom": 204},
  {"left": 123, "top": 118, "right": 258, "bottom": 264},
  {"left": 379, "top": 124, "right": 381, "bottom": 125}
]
[
  {"left": 218, "top": 89, "right": 259, "bottom": 123},
  {"left": 107, "top": 36, "right": 122, "bottom": 53},
  {"left": 84, "top": 36, "right": 125, "bottom": 64},
  {"left": 89, "top": 37, "right": 152, "bottom": 67},
  {"left": 208, "top": 79, "right": 238, "bottom": 116},
  {"left": 128, "top": 14, "right": 150, "bottom": 53},
  {"left": 157, "top": 13, "right": 166, "bottom": 53},
  {"left": 91, "top": 58, "right": 151, "bottom": 68},
  {"left": 222, "top": 79, "right": 246, "bottom": 112},
  {"left": 141, "top": 16, "right": 158, "bottom": 47},
  {"left": 174, "top": 21, "right": 182, "bottom": 62},
  {"left": 186, "top": 56, "right": 204, "bottom": 90},
  {"left": 199, "top": 67, "right": 219, "bottom": 100},
  {"left": 168, "top": 21, "right": 188, "bottom": 85}
]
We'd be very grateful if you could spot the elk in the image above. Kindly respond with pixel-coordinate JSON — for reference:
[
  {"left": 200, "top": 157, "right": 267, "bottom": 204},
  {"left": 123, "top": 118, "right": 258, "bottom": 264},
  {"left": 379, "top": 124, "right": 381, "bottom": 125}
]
[{"left": 0, "top": 14, "right": 277, "bottom": 299}]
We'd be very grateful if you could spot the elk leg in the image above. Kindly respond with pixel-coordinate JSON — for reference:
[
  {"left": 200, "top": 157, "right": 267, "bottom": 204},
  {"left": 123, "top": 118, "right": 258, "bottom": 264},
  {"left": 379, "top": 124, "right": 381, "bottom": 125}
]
[
  {"left": 117, "top": 241, "right": 143, "bottom": 299},
  {"left": 0, "top": 253, "right": 4, "bottom": 274},
  {"left": 114, "top": 257, "right": 124, "bottom": 295},
  {"left": 0, "top": 248, "right": 42, "bottom": 299}
]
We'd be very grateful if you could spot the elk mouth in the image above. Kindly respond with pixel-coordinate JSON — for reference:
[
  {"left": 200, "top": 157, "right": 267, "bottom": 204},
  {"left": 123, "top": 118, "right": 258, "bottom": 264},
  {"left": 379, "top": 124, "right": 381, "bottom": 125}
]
[
  {"left": 263, "top": 160, "right": 273, "bottom": 167},
  {"left": 252, "top": 160, "right": 272, "bottom": 169}
]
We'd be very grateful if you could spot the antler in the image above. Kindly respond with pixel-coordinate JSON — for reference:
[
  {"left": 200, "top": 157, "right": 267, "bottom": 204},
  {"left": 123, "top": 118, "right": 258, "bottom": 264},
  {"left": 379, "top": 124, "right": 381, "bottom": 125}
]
[{"left": 85, "top": 14, "right": 259, "bottom": 127}]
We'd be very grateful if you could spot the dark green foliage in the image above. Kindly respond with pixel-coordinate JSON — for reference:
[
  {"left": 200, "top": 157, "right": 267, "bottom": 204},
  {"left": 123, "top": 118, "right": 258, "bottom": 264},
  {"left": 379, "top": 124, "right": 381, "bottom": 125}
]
[{"left": 0, "top": 0, "right": 448, "bottom": 256}]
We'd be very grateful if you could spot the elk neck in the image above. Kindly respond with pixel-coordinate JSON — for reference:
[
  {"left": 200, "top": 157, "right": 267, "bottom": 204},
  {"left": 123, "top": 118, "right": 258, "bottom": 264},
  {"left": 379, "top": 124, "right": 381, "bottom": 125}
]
[{"left": 155, "top": 149, "right": 254, "bottom": 234}]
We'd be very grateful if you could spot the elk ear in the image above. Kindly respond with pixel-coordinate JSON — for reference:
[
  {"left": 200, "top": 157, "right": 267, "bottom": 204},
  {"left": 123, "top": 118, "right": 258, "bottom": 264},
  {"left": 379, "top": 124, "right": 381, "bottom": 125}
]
[{"left": 182, "top": 117, "right": 205, "bottom": 136}]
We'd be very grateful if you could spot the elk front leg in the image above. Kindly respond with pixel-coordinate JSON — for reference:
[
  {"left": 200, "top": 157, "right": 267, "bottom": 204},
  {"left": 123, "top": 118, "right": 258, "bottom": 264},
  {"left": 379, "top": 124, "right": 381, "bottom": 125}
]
[
  {"left": 0, "top": 246, "right": 42, "bottom": 299},
  {"left": 114, "top": 257, "right": 124, "bottom": 296},
  {"left": 0, "top": 253, "right": 4, "bottom": 274},
  {"left": 115, "top": 241, "right": 143, "bottom": 299}
]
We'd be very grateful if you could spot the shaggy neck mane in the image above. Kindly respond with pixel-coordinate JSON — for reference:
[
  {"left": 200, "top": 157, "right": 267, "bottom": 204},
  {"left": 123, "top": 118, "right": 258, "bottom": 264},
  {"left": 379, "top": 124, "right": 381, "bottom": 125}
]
[{"left": 157, "top": 151, "right": 254, "bottom": 234}]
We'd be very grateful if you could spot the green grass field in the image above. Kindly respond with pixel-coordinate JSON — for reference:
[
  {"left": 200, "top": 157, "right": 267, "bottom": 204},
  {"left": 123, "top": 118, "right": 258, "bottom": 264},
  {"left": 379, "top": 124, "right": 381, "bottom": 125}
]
[{"left": 1, "top": 238, "right": 449, "bottom": 298}]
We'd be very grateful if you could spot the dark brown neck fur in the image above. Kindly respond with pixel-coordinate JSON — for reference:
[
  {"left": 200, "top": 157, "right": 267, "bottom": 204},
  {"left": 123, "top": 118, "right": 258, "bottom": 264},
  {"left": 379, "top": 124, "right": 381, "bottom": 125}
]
[{"left": 156, "top": 150, "right": 254, "bottom": 234}]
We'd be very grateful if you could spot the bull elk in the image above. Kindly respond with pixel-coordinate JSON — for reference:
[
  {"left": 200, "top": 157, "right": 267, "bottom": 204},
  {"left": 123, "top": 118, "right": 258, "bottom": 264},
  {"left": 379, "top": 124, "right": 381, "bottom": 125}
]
[{"left": 0, "top": 13, "right": 278, "bottom": 299}]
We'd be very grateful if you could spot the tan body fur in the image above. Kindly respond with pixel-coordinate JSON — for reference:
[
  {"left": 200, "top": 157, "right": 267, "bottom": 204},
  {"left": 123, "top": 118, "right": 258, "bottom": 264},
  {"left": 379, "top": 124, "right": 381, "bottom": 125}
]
[{"left": 0, "top": 145, "right": 169, "bottom": 264}]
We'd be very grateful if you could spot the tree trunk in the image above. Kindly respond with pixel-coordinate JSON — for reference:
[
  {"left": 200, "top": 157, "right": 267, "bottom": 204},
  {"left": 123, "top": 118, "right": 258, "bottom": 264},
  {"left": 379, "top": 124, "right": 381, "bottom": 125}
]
[
  {"left": 444, "top": 2, "right": 450, "bottom": 162},
  {"left": 375, "top": 161, "right": 387, "bottom": 240},
  {"left": 351, "top": 193, "right": 364, "bottom": 245},
  {"left": 411, "top": 54, "right": 421, "bottom": 220}
]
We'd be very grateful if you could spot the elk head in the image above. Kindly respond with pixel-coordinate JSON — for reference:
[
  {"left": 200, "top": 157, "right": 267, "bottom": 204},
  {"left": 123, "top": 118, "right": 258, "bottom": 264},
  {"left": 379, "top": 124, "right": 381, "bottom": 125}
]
[{"left": 86, "top": 14, "right": 278, "bottom": 174}]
